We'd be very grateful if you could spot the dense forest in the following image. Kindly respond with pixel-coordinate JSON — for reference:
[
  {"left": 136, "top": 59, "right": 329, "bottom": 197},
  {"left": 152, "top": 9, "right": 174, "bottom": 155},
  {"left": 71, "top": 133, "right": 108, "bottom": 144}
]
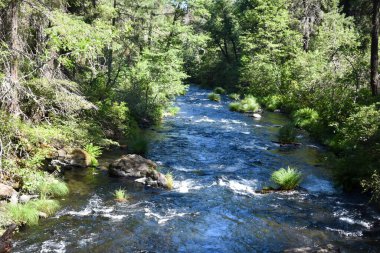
[{"left": 1, "top": 0, "right": 380, "bottom": 248}]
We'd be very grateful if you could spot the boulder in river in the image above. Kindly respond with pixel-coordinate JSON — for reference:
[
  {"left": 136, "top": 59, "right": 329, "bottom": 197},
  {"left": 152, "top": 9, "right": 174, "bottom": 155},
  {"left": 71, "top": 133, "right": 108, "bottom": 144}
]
[{"left": 109, "top": 154, "right": 170, "bottom": 189}]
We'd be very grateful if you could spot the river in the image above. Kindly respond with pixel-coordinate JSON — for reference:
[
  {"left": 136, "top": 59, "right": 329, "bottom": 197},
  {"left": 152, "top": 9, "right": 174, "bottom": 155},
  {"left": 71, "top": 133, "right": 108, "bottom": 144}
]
[{"left": 13, "top": 86, "right": 380, "bottom": 252}]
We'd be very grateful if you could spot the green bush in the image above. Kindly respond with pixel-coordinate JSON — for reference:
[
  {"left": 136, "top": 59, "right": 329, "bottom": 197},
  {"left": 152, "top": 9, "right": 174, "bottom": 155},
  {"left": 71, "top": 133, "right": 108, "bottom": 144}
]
[
  {"left": 84, "top": 143, "right": 102, "bottom": 167},
  {"left": 229, "top": 93, "right": 240, "bottom": 101},
  {"left": 213, "top": 87, "right": 226, "bottom": 94},
  {"left": 271, "top": 167, "right": 302, "bottom": 190},
  {"left": 361, "top": 170, "right": 380, "bottom": 202},
  {"left": 278, "top": 124, "right": 297, "bottom": 144},
  {"left": 208, "top": 93, "right": 221, "bottom": 102},
  {"left": 293, "top": 108, "right": 319, "bottom": 130},
  {"left": 338, "top": 104, "right": 380, "bottom": 148},
  {"left": 165, "top": 106, "right": 180, "bottom": 116},
  {"left": 262, "top": 95, "right": 283, "bottom": 111}
]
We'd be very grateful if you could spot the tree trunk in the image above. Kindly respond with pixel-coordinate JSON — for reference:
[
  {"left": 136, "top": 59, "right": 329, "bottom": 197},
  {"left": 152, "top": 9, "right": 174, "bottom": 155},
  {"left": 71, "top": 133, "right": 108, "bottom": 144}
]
[
  {"left": 7, "top": 0, "right": 22, "bottom": 115},
  {"left": 371, "top": 0, "right": 380, "bottom": 96},
  {"left": 107, "top": 0, "right": 117, "bottom": 87}
]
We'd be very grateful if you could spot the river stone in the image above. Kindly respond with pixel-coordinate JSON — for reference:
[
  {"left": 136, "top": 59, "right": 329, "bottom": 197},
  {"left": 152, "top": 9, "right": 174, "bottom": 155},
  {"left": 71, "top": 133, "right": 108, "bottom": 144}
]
[
  {"left": 252, "top": 113, "right": 262, "bottom": 119},
  {"left": 0, "top": 183, "right": 17, "bottom": 200},
  {"left": 109, "top": 155, "right": 169, "bottom": 189}
]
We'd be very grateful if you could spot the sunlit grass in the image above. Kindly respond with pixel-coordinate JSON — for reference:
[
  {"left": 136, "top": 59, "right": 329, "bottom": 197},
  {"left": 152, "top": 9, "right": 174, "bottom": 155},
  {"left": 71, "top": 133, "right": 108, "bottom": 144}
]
[
  {"left": 165, "top": 173, "right": 174, "bottom": 190},
  {"left": 113, "top": 188, "right": 128, "bottom": 202},
  {"left": 6, "top": 203, "right": 40, "bottom": 226},
  {"left": 208, "top": 93, "right": 221, "bottom": 102},
  {"left": 27, "top": 199, "right": 60, "bottom": 216},
  {"left": 38, "top": 178, "right": 69, "bottom": 198},
  {"left": 271, "top": 167, "right": 302, "bottom": 190}
]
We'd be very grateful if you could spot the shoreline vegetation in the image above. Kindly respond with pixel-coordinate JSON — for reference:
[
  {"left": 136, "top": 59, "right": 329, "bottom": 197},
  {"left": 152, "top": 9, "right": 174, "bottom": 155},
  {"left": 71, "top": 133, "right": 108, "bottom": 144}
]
[{"left": 1, "top": 0, "right": 380, "bottom": 249}]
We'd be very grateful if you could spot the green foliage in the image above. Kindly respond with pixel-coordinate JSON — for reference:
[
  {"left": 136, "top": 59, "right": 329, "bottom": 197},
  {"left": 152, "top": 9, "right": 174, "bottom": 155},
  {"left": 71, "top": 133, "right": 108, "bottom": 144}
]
[
  {"left": 361, "top": 171, "right": 380, "bottom": 202},
  {"left": 293, "top": 108, "right": 319, "bottom": 130},
  {"left": 165, "top": 106, "right": 180, "bottom": 117},
  {"left": 213, "top": 87, "right": 226, "bottom": 94},
  {"left": 271, "top": 167, "right": 302, "bottom": 190},
  {"left": 84, "top": 143, "right": 102, "bottom": 167},
  {"left": 208, "top": 93, "right": 221, "bottom": 102},
  {"left": 6, "top": 203, "right": 40, "bottom": 226},
  {"left": 278, "top": 124, "right": 297, "bottom": 144},
  {"left": 165, "top": 173, "right": 174, "bottom": 190},
  {"left": 113, "top": 188, "right": 128, "bottom": 202},
  {"left": 96, "top": 100, "right": 131, "bottom": 138},
  {"left": 229, "top": 93, "right": 240, "bottom": 101},
  {"left": 337, "top": 104, "right": 380, "bottom": 148},
  {"left": 262, "top": 95, "right": 283, "bottom": 111}
]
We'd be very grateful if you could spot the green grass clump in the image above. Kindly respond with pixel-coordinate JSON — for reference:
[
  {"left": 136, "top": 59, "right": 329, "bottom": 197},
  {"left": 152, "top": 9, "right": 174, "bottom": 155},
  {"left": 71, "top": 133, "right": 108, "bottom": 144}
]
[
  {"left": 293, "top": 108, "right": 319, "bottom": 130},
  {"left": 229, "top": 95, "right": 260, "bottom": 113},
  {"left": 213, "top": 87, "right": 226, "bottom": 94},
  {"left": 6, "top": 203, "right": 40, "bottom": 226},
  {"left": 113, "top": 188, "right": 128, "bottom": 202},
  {"left": 262, "top": 95, "right": 283, "bottom": 111},
  {"left": 229, "top": 102, "right": 241, "bottom": 111},
  {"left": 37, "top": 178, "right": 69, "bottom": 197},
  {"left": 278, "top": 124, "right": 297, "bottom": 144},
  {"left": 271, "top": 167, "right": 302, "bottom": 190},
  {"left": 26, "top": 199, "right": 60, "bottom": 216},
  {"left": 229, "top": 93, "right": 240, "bottom": 101},
  {"left": 208, "top": 93, "right": 221, "bottom": 102},
  {"left": 165, "top": 173, "right": 174, "bottom": 190},
  {"left": 84, "top": 143, "right": 102, "bottom": 167}
]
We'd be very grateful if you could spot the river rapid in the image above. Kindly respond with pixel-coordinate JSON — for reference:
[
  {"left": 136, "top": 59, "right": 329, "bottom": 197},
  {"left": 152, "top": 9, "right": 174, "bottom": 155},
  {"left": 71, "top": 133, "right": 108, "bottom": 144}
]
[{"left": 13, "top": 86, "right": 380, "bottom": 252}]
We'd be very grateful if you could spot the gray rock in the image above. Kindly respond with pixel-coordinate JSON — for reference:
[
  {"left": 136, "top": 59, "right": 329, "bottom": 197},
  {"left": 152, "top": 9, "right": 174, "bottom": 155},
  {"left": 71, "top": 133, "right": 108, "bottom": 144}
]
[
  {"left": 252, "top": 113, "right": 262, "bottom": 119},
  {"left": 0, "top": 183, "right": 17, "bottom": 200},
  {"left": 18, "top": 194, "right": 39, "bottom": 204},
  {"left": 109, "top": 154, "right": 157, "bottom": 178},
  {"left": 109, "top": 155, "right": 169, "bottom": 189}
]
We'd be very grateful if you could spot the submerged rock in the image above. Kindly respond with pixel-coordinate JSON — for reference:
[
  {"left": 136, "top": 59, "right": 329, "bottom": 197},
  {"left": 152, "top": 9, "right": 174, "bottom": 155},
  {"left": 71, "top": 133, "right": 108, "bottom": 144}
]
[
  {"left": 0, "top": 224, "right": 16, "bottom": 253},
  {"left": 109, "top": 154, "right": 169, "bottom": 189}
]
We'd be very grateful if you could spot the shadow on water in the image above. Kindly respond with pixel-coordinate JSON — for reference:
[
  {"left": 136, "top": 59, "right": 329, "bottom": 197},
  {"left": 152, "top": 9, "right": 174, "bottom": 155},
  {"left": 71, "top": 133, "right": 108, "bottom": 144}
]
[{"left": 13, "top": 86, "right": 380, "bottom": 253}]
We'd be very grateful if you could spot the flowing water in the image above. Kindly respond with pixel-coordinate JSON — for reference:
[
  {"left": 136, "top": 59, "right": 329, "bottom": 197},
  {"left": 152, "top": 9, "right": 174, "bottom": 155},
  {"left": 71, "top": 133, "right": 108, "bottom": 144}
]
[{"left": 13, "top": 86, "right": 380, "bottom": 252}]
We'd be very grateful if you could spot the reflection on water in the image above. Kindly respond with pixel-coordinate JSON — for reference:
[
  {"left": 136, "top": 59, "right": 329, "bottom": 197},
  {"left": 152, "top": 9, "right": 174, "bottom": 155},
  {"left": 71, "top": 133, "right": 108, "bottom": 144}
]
[{"left": 13, "top": 86, "right": 380, "bottom": 253}]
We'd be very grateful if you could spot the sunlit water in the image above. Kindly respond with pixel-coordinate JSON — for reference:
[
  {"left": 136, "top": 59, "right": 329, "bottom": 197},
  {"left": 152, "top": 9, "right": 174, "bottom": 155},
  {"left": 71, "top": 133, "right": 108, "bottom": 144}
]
[{"left": 13, "top": 86, "right": 380, "bottom": 252}]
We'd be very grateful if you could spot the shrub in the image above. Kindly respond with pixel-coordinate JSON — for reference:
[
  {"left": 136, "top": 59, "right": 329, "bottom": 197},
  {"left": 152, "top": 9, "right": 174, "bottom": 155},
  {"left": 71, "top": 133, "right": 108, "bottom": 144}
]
[
  {"left": 213, "top": 87, "right": 226, "bottom": 94},
  {"left": 165, "top": 173, "right": 174, "bottom": 190},
  {"left": 208, "top": 93, "right": 221, "bottom": 102},
  {"left": 6, "top": 203, "right": 40, "bottom": 225},
  {"left": 271, "top": 167, "right": 302, "bottom": 190},
  {"left": 229, "top": 93, "right": 240, "bottom": 101},
  {"left": 26, "top": 199, "right": 60, "bottom": 216},
  {"left": 262, "top": 95, "right": 283, "bottom": 111},
  {"left": 127, "top": 127, "right": 148, "bottom": 155},
  {"left": 293, "top": 108, "right": 319, "bottom": 130},
  {"left": 278, "top": 124, "right": 297, "bottom": 144},
  {"left": 84, "top": 143, "right": 102, "bottom": 167},
  {"left": 338, "top": 104, "right": 380, "bottom": 148},
  {"left": 113, "top": 188, "right": 128, "bottom": 202}
]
